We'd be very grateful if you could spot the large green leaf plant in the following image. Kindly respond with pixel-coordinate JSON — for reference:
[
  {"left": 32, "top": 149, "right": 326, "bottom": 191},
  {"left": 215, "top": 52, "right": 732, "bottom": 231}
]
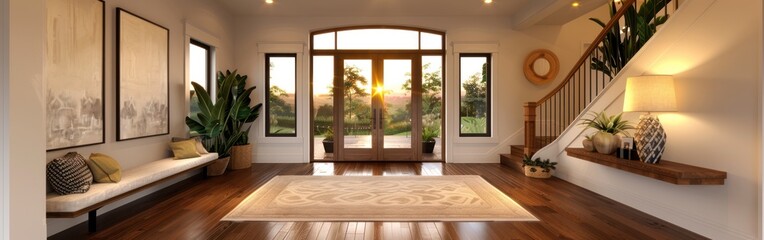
[
  {"left": 185, "top": 70, "right": 263, "bottom": 158},
  {"left": 590, "top": 0, "right": 671, "bottom": 78}
]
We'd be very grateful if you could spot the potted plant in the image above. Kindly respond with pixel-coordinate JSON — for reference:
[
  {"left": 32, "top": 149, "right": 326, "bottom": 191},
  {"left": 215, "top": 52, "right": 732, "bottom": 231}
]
[
  {"left": 422, "top": 126, "right": 438, "bottom": 153},
  {"left": 589, "top": 0, "right": 671, "bottom": 78},
  {"left": 218, "top": 70, "right": 262, "bottom": 170},
  {"left": 579, "top": 111, "right": 633, "bottom": 154},
  {"left": 186, "top": 70, "right": 260, "bottom": 176},
  {"left": 582, "top": 134, "right": 595, "bottom": 152},
  {"left": 322, "top": 127, "right": 333, "bottom": 153},
  {"left": 522, "top": 155, "right": 558, "bottom": 179}
]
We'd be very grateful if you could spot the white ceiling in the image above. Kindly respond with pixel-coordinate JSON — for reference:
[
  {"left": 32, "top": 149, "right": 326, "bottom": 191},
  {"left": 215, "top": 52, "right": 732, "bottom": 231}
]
[
  {"left": 215, "top": 0, "right": 608, "bottom": 27},
  {"left": 216, "top": 0, "right": 529, "bottom": 17}
]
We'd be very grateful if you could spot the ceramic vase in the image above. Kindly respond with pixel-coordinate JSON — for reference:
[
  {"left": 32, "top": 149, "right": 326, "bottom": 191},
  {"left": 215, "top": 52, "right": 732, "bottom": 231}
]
[
  {"left": 592, "top": 131, "right": 620, "bottom": 154},
  {"left": 582, "top": 138, "right": 595, "bottom": 152}
]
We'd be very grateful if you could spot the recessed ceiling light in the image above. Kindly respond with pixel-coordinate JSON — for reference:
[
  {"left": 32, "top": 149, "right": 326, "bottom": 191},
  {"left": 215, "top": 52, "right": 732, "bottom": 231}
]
[
  {"left": 484, "top": 0, "right": 493, "bottom": 3},
  {"left": 265, "top": 0, "right": 273, "bottom": 4},
  {"left": 571, "top": 1, "right": 580, "bottom": 7}
]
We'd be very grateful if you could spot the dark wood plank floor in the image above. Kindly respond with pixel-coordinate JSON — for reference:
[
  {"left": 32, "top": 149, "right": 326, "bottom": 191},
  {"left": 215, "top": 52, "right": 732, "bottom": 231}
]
[{"left": 50, "top": 163, "right": 707, "bottom": 240}]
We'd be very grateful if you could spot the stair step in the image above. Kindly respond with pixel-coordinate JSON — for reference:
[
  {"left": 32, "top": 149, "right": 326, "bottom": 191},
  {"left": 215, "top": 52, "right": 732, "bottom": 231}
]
[{"left": 500, "top": 145, "right": 526, "bottom": 172}]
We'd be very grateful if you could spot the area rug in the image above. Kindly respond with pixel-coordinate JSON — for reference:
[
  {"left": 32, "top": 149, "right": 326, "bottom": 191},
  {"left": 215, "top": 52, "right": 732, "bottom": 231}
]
[{"left": 221, "top": 175, "right": 537, "bottom": 222}]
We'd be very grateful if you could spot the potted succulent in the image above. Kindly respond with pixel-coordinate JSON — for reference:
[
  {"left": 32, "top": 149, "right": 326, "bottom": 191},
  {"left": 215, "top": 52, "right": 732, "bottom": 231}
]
[
  {"left": 579, "top": 111, "right": 633, "bottom": 154},
  {"left": 185, "top": 70, "right": 261, "bottom": 176},
  {"left": 322, "top": 128, "right": 333, "bottom": 153},
  {"left": 422, "top": 126, "right": 438, "bottom": 153},
  {"left": 522, "top": 155, "right": 558, "bottom": 179}
]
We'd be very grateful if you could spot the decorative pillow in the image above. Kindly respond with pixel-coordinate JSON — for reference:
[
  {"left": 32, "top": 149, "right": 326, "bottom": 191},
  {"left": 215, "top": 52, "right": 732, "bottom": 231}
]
[
  {"left": 47, "top": 152, "right": 93, "bottom": 195},
  {"left": 87, "top": 153, "right": 122, "bottom": 183},
  {"left": 169, "top": 139, "right": 202, "bottom": 159},
  {"left": 172, "top": 137, "right": 209, "bottom": 154}
]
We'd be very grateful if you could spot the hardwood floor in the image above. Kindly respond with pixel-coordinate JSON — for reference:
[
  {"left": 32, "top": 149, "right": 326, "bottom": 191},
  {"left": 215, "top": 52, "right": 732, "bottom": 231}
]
[{"left": 50, "top": 163, "right": 707, "bottom": 240}]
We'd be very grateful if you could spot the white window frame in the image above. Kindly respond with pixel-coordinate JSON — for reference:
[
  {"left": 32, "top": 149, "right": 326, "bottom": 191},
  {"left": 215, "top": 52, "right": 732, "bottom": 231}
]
[
  {"left": 184, "top": 23, "right": 219, "bottom": 124},
  {"left": 449, "top": 43, "right": 500, "bottom": 144},
  {"left": 255, "top": 43, "right": 306, "bottom": 144}
]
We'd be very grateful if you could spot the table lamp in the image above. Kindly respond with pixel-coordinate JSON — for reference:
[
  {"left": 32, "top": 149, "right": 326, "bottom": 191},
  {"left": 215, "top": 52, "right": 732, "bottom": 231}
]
[{"left": 623, "top": 76, "right": 677, "bottom": 164}]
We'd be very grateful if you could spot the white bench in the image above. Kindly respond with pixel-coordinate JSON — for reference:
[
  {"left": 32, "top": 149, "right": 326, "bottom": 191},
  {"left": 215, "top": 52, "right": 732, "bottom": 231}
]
[{"left": 46, "top": 153, "right": 219, "bottom": 232}]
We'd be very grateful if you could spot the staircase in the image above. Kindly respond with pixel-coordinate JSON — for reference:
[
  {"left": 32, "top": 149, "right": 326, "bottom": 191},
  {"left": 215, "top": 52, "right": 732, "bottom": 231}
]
[{"left": 503, "top": 0, "right": 677, "bottom": 169}]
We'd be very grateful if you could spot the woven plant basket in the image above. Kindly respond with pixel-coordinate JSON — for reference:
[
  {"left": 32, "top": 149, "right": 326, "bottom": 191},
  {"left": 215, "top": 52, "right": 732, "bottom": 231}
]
[
  {"left": 523, "top": 166, "right": 553, "bottom": 179},
  {"left": 229, "top": 144, "right": 252, "bottom": 170},
  {"left": 207, "top": 157, "right": 229, "bottom": 176}
]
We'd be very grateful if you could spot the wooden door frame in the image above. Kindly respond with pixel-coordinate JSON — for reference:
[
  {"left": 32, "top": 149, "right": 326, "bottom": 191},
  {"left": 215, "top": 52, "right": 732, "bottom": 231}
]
[{"left": 332, "top": 54, "right": 422, "bottom": 161}]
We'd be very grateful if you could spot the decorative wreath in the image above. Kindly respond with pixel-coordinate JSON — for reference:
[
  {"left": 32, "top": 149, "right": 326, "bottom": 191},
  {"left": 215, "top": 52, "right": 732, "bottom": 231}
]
[{"left": 523, "top": 49, "right": 559, "bottom": 85}]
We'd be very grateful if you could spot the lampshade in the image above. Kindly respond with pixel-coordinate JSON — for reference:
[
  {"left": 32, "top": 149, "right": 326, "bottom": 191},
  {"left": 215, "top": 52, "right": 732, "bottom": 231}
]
[{"left": 623, "top": 75, "right": 677, "bottom": 112}]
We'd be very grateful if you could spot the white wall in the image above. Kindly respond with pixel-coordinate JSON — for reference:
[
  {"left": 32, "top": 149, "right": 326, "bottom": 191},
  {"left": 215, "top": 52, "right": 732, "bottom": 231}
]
[
  {"left": 233, "top": 11, "right": 607, "bottom": 163},
  {"left": 537, "top": 0, "right": 763, "bottom": 238},
  {"left": 8, "top": 0, "right": 46, "bottom": 239},
  {"left": 45, "top": 0, "right": 237, "bottom": 236}
]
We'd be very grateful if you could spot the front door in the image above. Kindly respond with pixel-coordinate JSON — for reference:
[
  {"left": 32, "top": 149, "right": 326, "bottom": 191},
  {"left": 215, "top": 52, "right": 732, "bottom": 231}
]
[{"left": 334, "top": 54, "right": 421, "bottom": 161}]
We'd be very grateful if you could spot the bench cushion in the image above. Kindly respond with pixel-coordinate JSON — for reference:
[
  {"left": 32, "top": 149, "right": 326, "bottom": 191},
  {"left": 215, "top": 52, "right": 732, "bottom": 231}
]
[{"left": 46, "top": 153, "right": 218, "bottom": 213}]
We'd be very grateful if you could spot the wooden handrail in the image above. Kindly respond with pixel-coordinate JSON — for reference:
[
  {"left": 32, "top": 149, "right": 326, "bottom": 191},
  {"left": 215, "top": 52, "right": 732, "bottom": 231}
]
[
  {"left": 535, "top": 0, "right": 637, "bottom": 104},
  {"left": 524, "top": 0, "right": 642, "bottom": 155}
]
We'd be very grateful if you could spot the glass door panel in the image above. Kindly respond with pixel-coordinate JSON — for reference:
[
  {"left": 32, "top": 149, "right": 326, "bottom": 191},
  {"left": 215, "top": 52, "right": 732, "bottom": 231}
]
[
  {"left": 313, "top": 56, "right": 334, "bottom": 160},
  {"left": 341, "top": 59, "right": 374, "bottom": 160},
  {"left": 382, "top": 59, "right": 412, "bottom": 149},
  {"left": 335, "top": 56, "right": 420, "bottom": 161},
  {"left": 421, "top": 56, "right": 443, "bottom": 161}
]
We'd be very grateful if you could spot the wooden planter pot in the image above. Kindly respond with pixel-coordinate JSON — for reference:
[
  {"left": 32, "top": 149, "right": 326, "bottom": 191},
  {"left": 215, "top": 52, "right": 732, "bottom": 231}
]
[{"left": 229, "top": 144, "right": 252, "bottom": 170}]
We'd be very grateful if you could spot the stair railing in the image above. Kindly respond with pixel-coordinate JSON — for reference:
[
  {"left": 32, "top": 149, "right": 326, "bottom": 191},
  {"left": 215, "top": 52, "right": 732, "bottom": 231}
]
[{"left": 523, "top": 0, "right": 675, "bottom": 155}]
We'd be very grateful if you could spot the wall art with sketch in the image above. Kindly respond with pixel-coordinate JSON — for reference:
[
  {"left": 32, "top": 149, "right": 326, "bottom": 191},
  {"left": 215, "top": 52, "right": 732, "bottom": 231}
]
[
  {"left": 45, "top": 0, "right": 105, "bottom": 151},
  {"left": 116, "top": 8, "right": 169, "bottom": 141}
]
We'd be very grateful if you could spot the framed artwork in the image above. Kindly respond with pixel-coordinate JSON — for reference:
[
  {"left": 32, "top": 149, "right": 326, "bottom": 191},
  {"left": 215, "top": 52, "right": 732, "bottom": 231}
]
[
  {"left": 116, "top": 8, "right": 169, "bottom": 141},
  {"left": 45, "top": 0, "right": 105, "bottom": 151}
]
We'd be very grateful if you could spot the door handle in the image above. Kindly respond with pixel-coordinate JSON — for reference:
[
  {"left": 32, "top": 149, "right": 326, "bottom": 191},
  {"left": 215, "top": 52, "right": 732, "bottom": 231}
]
[{"left": 372, "top": 109, "right": 377, "bottom": 130}]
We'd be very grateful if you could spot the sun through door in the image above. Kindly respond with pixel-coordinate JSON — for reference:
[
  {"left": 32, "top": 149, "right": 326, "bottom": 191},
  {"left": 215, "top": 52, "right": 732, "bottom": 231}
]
[
  {"left": 335, "top": 55, "right": 419, "bottom": 161},
  {"left": 311, "top": 26, "right": 445, "bottom": 162}
]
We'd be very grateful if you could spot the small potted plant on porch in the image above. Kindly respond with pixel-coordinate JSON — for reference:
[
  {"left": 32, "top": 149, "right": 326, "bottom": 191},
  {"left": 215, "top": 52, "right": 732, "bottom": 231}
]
[
  {"left": 522, "top": 155, "right": 558, "bottom": 179},
  {"left": 422, "top": 126, "right": 438, "bottom": 153},
  {"left": 322, "top": 127, "right": 333, "bottom": 153}
]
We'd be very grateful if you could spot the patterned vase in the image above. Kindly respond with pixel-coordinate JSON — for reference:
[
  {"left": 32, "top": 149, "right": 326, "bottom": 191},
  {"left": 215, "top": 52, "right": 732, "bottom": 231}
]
[
  {"left": 592, "top": 131, "right": 619, "bottom": 154},
  {"left": 635, "top": 114, "right": 666, "bottom": 164}
]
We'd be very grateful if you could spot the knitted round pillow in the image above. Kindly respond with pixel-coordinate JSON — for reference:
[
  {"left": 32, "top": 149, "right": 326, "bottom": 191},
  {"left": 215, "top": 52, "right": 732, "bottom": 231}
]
[{"left": 46, "top": 152, "right": 93, "bottom": 195}]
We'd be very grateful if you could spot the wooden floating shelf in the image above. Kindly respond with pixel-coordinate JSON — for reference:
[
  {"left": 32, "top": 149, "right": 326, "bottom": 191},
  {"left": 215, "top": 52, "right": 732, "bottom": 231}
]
[{"left": 565, "top": 148, "right": 726, "bottom": 185}]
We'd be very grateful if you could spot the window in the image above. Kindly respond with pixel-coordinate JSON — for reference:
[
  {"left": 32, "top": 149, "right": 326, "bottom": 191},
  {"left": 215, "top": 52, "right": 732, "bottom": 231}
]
[
  {"left": 188, "top": 39, "right": 210, "bottom": 120},
  {"left": 312, "top": 28, "right": 444, "bottom": 51},
  {"left": 266, "top": 54, "right": 297, "bottom": 137},
  {"left": 459, "top": 53, "right": 491, "bottom": 136}
]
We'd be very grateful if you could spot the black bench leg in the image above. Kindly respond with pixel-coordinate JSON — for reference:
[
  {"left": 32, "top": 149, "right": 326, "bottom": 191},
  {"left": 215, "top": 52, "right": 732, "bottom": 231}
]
[{"left": 88, "top": 210, "right": 97, "bottom": 233}]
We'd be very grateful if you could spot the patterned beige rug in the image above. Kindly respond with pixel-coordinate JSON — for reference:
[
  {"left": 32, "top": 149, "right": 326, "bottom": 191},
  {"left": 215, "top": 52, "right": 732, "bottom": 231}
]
[{"left": 221, "top": 175, "right": 537, "bottom": 222}]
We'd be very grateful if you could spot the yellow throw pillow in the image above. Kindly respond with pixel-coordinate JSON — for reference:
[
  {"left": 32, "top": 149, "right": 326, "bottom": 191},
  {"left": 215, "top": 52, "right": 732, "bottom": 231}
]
[
  {"left": 171, "top": 137, "right": 209, "bottom": 154},
  {"left": 169, "top": 139, "right": 202, "bottom": 159},
  {"left": 87, "top": 153, "right": 122, "bottom": 183}
]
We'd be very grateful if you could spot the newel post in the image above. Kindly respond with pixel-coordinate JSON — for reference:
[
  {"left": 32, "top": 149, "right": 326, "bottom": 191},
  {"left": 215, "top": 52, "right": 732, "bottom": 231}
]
[{"left": 523, "top": 102, "right": 537, "bottom": 155}]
